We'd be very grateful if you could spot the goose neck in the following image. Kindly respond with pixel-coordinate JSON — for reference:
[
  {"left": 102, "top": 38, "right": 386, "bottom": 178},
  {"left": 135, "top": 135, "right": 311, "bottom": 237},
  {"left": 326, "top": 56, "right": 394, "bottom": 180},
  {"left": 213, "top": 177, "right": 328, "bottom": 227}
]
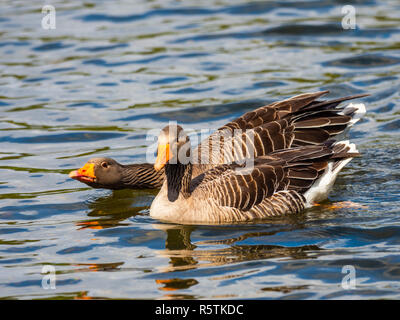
[{"left": 165, "top": 162, "right": 192, "bottom": 201}]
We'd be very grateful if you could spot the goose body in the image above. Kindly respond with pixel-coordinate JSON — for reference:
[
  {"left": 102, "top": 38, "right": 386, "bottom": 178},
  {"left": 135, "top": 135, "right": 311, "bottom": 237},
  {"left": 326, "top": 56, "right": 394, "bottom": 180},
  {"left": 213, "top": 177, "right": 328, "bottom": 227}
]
[
  {"left": 149, "top": 91, "right": 367, "bottom": 224},
  {"left": 150, "top": 140, "right": 360, "bottom": 223}
]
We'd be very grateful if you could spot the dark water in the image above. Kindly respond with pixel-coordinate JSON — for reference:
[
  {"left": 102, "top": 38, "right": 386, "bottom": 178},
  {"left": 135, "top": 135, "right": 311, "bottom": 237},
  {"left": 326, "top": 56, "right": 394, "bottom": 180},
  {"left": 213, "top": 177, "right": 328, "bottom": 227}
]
[{"left": 0, "top": 0, "right": 400, "bottom": 299}]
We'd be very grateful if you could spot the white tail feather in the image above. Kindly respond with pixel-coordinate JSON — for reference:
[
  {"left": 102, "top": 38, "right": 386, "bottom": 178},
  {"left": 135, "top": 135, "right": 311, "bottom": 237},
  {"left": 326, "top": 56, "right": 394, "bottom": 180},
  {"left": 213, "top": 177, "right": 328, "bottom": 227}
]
[
  {"left": 303, "top": 141, "right": 358, "bottom": 207},
  {"left": 333, "top": 103, "right": 366, "bottom": 142},
  {"left": 342, "top": 103, "right": 366, "bottom": 126}
]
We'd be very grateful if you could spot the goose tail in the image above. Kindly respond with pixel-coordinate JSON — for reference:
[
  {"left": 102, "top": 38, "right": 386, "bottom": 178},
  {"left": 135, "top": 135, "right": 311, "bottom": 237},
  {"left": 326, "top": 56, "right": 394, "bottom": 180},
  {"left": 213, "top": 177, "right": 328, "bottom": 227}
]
[{"left": 303, "top": 140, "right": 358, "bottom": 207}]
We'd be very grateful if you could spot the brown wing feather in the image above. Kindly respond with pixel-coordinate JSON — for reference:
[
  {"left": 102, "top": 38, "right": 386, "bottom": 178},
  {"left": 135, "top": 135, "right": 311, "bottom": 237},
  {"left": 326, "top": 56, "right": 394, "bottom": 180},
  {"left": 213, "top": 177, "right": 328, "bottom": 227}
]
[
  {"left": 193, "top": 91, "right": 330, "bottom": 164},
  {"left": 193, "top": 91, "right": 367, "bottom": 172},
  {"left": 191, "top": 163, "right": 285, "bottom": 211}
]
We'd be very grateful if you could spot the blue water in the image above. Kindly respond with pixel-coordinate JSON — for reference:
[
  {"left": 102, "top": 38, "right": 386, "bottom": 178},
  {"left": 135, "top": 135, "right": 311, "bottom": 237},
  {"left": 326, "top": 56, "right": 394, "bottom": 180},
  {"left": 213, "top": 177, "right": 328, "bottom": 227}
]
[{"left": 0, "top": 0, "right": 399, "bottom": 299}]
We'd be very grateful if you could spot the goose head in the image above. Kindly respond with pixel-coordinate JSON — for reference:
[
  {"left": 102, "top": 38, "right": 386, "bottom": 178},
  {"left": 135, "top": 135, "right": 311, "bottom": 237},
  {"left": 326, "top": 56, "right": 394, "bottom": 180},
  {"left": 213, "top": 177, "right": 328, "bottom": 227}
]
[
  {"left": 69, "top": 157, "right": 125, "bottom": 188},
  {"left": 154, "top": 124, "right": 191, "bottom": 171}
]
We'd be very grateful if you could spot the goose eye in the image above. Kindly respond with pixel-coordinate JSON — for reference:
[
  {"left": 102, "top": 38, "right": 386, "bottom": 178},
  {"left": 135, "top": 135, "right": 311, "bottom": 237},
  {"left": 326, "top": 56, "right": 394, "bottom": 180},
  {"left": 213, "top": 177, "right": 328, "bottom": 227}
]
[{"left": 101, "top": 162, "right": 108, "bottom": 169}]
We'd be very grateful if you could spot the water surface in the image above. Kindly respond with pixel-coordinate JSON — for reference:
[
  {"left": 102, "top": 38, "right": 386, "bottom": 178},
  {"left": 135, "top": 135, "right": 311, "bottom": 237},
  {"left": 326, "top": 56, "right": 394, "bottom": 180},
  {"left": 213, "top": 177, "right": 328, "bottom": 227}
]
[{"left": 0, "top": 0, "right": 400, "bottom": 299}]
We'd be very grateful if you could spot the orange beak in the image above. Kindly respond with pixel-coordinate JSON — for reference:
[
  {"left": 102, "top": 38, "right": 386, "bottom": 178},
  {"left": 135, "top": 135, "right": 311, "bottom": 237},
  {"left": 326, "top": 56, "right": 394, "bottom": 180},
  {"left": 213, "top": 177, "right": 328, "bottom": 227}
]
[
  {"left": 69, "top": 163, "right": 96, "bottom": 182},
  {"left": 154, "top": 143, "right": 170, "bottom": 171}
]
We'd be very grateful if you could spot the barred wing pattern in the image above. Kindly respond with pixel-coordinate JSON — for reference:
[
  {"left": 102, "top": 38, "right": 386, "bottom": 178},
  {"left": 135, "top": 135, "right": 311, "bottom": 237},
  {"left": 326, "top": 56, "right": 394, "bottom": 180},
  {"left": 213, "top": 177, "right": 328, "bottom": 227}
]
[
  {"left": 189, "top": 142, "right": 358, "bottom": 222},
  {"left": 193, "top": 91, "right": 367, "bottom": 173}
]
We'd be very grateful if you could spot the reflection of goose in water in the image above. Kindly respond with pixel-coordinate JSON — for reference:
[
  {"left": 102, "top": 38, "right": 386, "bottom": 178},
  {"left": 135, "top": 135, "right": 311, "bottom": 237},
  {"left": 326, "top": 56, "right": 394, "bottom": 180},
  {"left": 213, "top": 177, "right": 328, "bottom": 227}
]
[
  {"left": 76, "top": 189, "right": 157, "bottom": 230},
  {"left": 151, "top": 221, "right": 321, "bottom": 273}
]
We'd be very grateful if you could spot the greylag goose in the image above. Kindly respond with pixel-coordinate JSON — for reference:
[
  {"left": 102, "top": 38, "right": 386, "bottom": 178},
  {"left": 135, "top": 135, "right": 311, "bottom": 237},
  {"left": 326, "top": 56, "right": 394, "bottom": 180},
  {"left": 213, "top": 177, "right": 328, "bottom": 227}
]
[
  {"left": 150, "top": 92, "right": 367, "bottom": 223},
  {"left": 69, "top": 91, "right": 367, "bottom": 193},
  {"left": 150, "top": 127, "right": 361, "bottom": 224}
]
